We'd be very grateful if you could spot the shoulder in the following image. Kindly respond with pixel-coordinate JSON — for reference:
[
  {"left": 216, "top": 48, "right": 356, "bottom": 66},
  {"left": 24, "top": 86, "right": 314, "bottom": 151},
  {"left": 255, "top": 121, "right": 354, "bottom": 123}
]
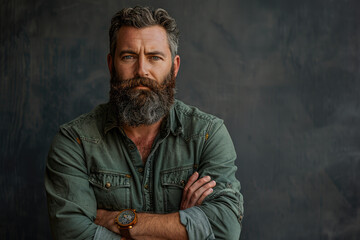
[
  {"left": 58, "top": 103, "right": 108, "bottom": 140},
  {"left": 174, "top": 99, "right": 220, "bottom": 122},
  {"left": 173, "top": 99, "right": 224, "bottom": 138}
]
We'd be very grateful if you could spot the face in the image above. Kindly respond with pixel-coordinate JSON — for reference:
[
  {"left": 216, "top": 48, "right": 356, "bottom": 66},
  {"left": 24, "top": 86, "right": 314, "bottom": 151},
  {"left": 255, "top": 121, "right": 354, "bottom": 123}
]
[
  {"left": 108, "top": 25, "right": 180, "bottom": 84},
  {"left": 108, "top": 26, "right": 180, "bottom": 127}
]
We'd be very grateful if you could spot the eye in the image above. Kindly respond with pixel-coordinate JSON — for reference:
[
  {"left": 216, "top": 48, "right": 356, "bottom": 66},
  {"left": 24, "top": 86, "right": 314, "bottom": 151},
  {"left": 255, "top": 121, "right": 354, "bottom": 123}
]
[
  {"left": 121, "top": 55, "right": 135, "bottom": 61},
  {"left": 150, "top": 56, "right": 162, "bottom": 61}
]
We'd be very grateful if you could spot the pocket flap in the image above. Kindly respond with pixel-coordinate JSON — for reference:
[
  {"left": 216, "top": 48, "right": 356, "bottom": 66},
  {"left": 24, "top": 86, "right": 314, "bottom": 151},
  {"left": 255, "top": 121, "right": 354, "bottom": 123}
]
[
  {"left": 89, "top": 171, "right": 131, "bottom": 190},
  {"left": 161, "top": 166, "right": 194, "bottom": 188}
]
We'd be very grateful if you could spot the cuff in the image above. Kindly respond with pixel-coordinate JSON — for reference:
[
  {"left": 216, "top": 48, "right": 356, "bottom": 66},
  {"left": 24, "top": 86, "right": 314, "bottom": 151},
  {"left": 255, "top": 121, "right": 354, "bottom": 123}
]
[
  {"left": 93, "top": 226, "right": 120, "bottom": 240},
  {"left": 179, "top": 206, "right": 215, "bottom": 240}
]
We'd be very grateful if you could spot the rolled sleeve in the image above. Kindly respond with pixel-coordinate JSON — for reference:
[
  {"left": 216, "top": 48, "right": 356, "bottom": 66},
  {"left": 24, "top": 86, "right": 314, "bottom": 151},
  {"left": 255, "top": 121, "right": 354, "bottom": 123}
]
[
  {"left": 197, "top": 120, "right": 244, "bottom": 239},
  {"left": 94, "top": 226, "right": 120, "bottom": 240},
  {"left": 179, "top": 206, "right": 215, "bottom": 240}
]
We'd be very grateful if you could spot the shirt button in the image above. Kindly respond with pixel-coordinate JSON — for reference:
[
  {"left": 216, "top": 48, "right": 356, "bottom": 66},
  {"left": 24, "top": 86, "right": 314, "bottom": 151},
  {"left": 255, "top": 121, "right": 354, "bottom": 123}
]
[
  {"left": 138, "top": 168, "right": 144, "bottom": 173},
  {"left": 105, "top": 182, "right": 111, "bottom": 189},
  {"left": 144, "top": 184, "right": 149, "bottom": 190},
  {"left": 128, "top": 145, "right": 135, "bottom": 151},
  {"left": 180, "top": 180, "right": 185, "bottom": 187}
]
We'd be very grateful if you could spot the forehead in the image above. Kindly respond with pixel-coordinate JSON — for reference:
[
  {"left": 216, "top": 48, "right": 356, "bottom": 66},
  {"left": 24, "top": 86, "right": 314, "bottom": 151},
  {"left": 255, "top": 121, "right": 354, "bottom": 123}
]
[{"left": 116, "top": 25, "right": 170, "bottom": 53}]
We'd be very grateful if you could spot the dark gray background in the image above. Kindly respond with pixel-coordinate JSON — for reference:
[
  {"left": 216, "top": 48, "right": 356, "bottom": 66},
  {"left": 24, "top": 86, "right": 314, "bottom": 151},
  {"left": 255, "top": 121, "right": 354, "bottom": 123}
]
[{"left": 1, "top": 0, "right": 359, "bottom": 239}]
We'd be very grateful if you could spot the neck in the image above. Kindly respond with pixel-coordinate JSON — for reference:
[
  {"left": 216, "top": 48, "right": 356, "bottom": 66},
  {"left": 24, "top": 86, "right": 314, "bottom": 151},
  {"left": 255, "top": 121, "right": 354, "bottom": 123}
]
[
  {"left": 122, "top": 118, "right": 164, "bottom": 163},
  {"left": 122, "top": 118, "right": 163, "bottom": 141}
]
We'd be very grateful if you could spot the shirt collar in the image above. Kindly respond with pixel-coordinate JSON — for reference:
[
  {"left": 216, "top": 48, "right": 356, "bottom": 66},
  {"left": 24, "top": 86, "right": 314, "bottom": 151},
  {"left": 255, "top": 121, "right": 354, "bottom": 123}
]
[
  {"left": 104, "top": 103, "right": 125, "bottom": 135},
  {"left": 168, "top": 101, "right": 183, "bottom": 136}
]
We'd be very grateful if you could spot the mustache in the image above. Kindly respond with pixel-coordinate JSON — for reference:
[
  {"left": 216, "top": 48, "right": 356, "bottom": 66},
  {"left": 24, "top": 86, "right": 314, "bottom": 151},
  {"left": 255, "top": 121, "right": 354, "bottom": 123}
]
[{"left": 111, "top": 77, "right": 167, "bottom": 93}]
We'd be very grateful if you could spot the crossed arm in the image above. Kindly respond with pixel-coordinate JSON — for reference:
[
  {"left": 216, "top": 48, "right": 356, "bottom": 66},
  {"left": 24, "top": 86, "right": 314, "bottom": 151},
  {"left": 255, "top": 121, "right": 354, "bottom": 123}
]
[
  {"left": 46, "top": 121, "right": 243, "bottom": 240},
  {"left": 94, "top": 172, "right": 216, "bottom": 240}
]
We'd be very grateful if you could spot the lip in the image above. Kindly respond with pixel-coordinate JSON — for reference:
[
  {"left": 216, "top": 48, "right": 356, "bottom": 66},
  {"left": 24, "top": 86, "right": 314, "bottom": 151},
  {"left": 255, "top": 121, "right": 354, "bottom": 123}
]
[{"left": 134, "top": 86, "right": 150, "bottom": 90}]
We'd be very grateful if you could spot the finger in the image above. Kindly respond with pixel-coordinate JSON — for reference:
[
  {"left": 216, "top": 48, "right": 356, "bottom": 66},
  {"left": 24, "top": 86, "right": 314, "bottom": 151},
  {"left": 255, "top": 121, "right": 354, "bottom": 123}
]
[
  {"left": 196, "top": 182, "right": 216, "bottom": 205},
  {"left": 187, "top": 175, "right": 211, "bottom": 195},
  {"left": 182, "top": 176, "right": 212, "bottom": 209},
  {"left": 181, "top": 172, "right": 199, "bottom": 205},
  {"left": 183, "top": 172, "right": 199, "bottom": 192},
  {"left": 196, "top": 188, "right": 213, "bottom": 205},
  {"left": 188, "top": 180, "right": 216, "bottom": 207},
  {"left": 182, "top": 174, "right": 208, "bottom": 209}
]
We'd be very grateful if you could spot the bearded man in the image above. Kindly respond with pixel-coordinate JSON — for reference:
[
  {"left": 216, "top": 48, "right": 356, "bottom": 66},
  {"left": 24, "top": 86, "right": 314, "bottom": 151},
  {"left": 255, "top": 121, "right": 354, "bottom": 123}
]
[{"left": 45, "top": 6, "right": 243, "bottom": 240}]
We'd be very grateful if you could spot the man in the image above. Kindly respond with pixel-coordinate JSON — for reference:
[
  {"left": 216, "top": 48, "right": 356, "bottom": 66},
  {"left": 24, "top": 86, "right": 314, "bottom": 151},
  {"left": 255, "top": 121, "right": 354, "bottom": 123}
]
[{"left": 45, "top": 6, "right": 243, "bottom": 240}]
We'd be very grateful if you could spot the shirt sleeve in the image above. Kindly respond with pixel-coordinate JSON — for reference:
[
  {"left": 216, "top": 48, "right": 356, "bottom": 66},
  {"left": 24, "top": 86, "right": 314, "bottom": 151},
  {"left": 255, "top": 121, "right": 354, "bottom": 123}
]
[
  {"left": 94, "top": 226, "right": 120, "bottom": 240},
  {"left": 196, "top": 120, "right": 244, "bottom": 239},
  {"left": 45, "top": 126, "right": 120, "bottom": 240},
  {"left": 179, "top": 206, "right": 215, "bottom": 240}
]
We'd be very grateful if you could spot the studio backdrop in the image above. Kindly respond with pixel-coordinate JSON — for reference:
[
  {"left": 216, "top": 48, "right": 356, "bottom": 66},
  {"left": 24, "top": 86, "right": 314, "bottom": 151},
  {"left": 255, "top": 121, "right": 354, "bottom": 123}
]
[{"left": 1, "top": 0, "right": 359, "bottom": 239}]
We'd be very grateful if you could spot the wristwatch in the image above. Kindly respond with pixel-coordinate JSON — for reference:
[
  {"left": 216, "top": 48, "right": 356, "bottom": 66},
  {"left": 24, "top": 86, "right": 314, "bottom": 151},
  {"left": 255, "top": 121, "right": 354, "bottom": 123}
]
[{"left": 115, "top": 209, "right": 137, "bottom": 239}]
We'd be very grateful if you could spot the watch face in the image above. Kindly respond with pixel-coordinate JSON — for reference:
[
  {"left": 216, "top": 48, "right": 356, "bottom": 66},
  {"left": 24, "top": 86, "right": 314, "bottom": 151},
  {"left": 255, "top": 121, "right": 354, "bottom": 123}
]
[{"left": 117, "top": 209, "right": 136, "bottom": 226}]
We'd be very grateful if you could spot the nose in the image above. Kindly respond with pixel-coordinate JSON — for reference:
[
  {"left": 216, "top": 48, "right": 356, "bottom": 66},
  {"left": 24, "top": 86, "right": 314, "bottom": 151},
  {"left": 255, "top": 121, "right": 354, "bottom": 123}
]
[{"left": 135, "top": 55, "right": 149, "bottom": 77}]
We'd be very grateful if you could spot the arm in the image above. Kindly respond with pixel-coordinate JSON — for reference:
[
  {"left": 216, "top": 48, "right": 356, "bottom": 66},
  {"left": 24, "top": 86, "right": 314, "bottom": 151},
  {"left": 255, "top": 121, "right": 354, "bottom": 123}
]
[
  {"left": 194, "top": 120, "right": 244, "bottom": 239},
  {"left": 96, "top": 210, "right": 187, "bottom": 240},
  {"left": 47, "top": 126, "right": 215, "bottom": 240},
  {"left": 95, "top": 121, "right": 243, "bottom": 239},
  {"left": 95, "top": 173, "right": 216, "bottom": 239},
  {"left": 45, "top": 126, "right": 118, "bottom": 240},
  {"left": 180, "top": 171, "right": 216, "bottom": 210}
]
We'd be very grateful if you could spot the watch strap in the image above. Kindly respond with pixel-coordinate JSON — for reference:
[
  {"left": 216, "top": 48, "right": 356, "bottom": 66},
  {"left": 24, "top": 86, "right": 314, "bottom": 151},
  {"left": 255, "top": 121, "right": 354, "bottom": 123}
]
[{"left": 120, "top": 228, "right": 133, "bottom": 240}]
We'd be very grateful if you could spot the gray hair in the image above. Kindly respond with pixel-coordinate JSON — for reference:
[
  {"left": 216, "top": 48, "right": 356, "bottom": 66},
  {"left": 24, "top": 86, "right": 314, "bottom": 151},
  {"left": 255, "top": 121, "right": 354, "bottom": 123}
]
[{"left": 109, "top": 6, "right": 179, "bottom": 59}]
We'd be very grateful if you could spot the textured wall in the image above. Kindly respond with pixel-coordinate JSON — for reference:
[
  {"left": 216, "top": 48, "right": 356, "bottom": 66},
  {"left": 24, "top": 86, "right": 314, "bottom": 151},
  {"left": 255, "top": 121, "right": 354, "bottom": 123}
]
[{"left": 1, "top": 0, "right": 359, "bottom": 239}]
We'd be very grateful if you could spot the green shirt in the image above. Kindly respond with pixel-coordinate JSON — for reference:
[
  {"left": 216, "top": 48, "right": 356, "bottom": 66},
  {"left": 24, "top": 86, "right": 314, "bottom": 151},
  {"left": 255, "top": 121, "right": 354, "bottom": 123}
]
[{"left": 45, "top": 99, "right": 244, "bottom": 239}]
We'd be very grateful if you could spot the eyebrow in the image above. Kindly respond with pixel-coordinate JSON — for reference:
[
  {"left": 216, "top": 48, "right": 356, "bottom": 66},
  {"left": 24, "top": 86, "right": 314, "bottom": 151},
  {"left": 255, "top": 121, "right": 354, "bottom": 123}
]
[
  {"left": 119, "top": 50, "right": 166, "bottom": 58},
  {"left": 119, "top": 50, "right": 137, "bottom": 56},
  {"left": 146, "top": 51, "right": 166, "bottom": 57}
]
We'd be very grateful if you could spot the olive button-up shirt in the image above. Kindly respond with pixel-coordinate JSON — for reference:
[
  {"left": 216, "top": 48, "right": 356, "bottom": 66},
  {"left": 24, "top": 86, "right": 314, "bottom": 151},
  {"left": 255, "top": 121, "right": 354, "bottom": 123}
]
[{"left": 45, "top": 100, "right": 244, "bottom": 240}]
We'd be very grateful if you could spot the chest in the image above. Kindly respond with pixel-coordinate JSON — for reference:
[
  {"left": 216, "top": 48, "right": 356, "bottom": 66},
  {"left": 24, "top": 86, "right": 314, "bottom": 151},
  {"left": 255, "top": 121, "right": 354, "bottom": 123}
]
[
  {"left": 133, "top": 137, "right": 155, "bottom": 163},
  {"left": 87, "top": 137, "right": 199, "bottom": 213},
  {"left": 83, "top": 129, "right": 206, "bottom": 211}
]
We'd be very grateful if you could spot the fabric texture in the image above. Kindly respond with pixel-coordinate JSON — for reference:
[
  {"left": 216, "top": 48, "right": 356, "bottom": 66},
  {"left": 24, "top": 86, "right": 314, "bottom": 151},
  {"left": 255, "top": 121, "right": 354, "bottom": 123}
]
[
  {"left": 180, "top": 206, "right": 215, "bottom": 240},
  {"left": 94, "top": 226, "right": 119, "bottom": 240},
  {"left": 45, "top": 99, "right": 244, "bottom": 240}
]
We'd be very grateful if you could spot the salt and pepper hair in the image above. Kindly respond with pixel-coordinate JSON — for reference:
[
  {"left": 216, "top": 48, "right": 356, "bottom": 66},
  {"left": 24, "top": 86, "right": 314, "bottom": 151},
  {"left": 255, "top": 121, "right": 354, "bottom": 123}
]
[{"left": 109, "top": 6, "right": 179, "bottom": 58}]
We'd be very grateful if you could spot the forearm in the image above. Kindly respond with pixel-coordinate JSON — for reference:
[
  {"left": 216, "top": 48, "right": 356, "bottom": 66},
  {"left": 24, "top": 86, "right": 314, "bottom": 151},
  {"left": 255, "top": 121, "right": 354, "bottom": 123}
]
[
  {"left": 96, "top": 210, "right": 188, "bottom": 240},
  {"left": 131, "top": 212, "right": 187, "bottom": 240}
]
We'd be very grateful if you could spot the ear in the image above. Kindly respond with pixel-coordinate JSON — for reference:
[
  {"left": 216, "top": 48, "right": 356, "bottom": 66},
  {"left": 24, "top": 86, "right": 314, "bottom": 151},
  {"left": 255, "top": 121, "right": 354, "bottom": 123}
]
[
  {"left": 173, "top": 55, "right": 181, "bottom": 77},
  {"left": 107, "top": 53, "right": 113, "bottom": 76}
]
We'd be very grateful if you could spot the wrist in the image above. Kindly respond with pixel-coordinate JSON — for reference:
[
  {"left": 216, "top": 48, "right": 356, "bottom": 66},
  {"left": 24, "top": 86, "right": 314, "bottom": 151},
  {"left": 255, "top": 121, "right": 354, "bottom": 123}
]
[
  {"left": 115, "top": 209, "right": 138, "bottom": 239},
  {"left": 110, "top": 211, "right": 121, "bottom": 234},
  {"left": 129, "top": 212, "right": 150, "bottom": 237}
]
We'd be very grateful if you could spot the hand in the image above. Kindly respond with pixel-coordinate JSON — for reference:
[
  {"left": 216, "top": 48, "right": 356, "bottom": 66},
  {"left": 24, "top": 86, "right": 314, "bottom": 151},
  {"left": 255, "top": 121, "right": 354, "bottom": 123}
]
[
  {"left": 180, "top": 172, "right": 216, "bottom": 210},
  {"left": 95, "top": 209, "right": 120, "bottom": 234}
]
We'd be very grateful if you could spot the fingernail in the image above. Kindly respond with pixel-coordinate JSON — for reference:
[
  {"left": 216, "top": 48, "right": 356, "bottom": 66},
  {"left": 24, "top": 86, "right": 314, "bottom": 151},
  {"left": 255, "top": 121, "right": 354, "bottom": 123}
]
[{"left": 205, "top": 176, "right": 211, "bottom": 181}]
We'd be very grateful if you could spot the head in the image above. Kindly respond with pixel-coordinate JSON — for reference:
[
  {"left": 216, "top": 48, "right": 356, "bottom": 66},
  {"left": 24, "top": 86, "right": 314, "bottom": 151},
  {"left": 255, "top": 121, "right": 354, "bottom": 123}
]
[
  {"left": 107, "top": 6, "right": 181, "bottom": 127},
  {"left": 109, "top": 6, "right": 179, "bottom": 60}
]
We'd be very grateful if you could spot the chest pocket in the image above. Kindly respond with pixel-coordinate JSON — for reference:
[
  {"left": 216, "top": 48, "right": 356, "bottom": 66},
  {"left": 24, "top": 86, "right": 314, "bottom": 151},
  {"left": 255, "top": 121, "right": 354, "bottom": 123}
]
[
  {"left": 161, "top": 166, "right": 194, "bottom": 212},
  {"left": 89, "top": 171, "right": 131, "bottom": 210}
]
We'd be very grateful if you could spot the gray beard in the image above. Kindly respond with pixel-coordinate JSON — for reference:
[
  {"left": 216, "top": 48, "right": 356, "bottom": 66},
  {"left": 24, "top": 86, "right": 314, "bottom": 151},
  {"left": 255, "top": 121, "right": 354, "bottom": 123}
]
[{"left": 109, "top": 69, "right": 175, "bottom": 127}]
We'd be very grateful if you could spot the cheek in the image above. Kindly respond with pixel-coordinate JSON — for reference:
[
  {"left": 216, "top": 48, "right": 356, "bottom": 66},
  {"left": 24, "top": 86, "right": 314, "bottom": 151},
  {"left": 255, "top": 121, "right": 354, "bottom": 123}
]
[
  {"left": 115, "top": 64, "right": 134, "bottom": 79},
  {"left": 155, "top": 65, "right": 172, "bottom": 81}
]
